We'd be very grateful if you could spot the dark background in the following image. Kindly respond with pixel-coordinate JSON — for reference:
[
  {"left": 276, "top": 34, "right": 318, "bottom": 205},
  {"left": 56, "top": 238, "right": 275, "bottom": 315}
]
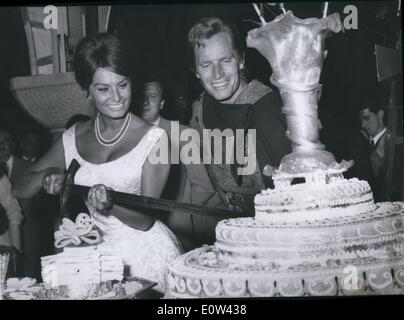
[{"left": 0, "top": 1, "right": 402, "bottom": 160}]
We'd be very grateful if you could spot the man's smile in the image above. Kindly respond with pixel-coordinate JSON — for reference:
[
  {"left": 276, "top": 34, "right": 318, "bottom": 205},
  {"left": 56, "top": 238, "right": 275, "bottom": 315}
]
[{"left": 211, "top": 81, "right": 229, "bottom": 88}]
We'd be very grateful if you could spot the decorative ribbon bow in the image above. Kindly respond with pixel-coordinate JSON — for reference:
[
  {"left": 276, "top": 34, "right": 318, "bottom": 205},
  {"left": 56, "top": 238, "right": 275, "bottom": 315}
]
[{"left": 54, "top": 213, "right": 102, "bottom": 248}]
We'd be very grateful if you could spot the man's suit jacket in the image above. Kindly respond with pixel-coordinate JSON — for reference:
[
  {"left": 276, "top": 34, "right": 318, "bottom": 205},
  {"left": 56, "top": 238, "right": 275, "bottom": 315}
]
[
  {"left": 158, "top": 117, "right": 217, "bottom": 202},
  {"left": 9, "top": 156, "right": 32, "bottom": 222},
  {"left": 9, "top": 155, "right": 56, "bottom": 279},
  {"left": 8, "top": 156, "right": 39, "bottom": 277},
  {"left": 157, "top": 118, "right": 218, "bottom": 251},
  {"left": 157, "top": 117, "right": 184, "bottom": 201},
  {"left": 345, "top": 129, "right": 388, "bottom": 202}
]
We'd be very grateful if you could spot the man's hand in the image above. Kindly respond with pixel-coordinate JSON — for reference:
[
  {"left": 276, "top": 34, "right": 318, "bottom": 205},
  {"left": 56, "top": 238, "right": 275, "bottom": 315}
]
[
  {"left": 87, "top": 184, "right": 113, "bottom": 215},
  {"left": 42, "top": 167, "right": 64, "bottom": 195},
  {"left": 225, "top": 192, "right": 245, "bottom": 214}
]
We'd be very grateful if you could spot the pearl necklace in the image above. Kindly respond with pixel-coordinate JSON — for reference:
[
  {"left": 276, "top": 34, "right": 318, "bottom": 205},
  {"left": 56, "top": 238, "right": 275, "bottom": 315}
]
[{"left": 94, "top": 113, "right": 131, "bottom": 147}]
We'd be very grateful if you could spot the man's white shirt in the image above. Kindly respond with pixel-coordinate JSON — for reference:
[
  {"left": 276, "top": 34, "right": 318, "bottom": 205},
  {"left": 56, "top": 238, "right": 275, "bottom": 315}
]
[{"left": 371, "top": 127, "right": 387, "bottom": 146}]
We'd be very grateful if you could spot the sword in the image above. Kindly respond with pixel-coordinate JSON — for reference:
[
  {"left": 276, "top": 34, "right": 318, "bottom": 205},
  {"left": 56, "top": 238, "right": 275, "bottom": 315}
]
[{"left": 60, "top": 159, "right": 252, "bottom": 220}]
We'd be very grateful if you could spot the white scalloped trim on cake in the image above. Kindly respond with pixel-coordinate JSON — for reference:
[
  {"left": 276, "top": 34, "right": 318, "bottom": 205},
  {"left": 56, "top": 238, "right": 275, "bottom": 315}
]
[
  {"left": 216, "top": 203, "right": 402, "bottom": 232},
  {"left": 215, "top": 206, "right": 404, "bottom": 247},
  {"left": 255, "top": 192, "right": 374, "bottom": 213},
  {"left": 254, "top": 178, "right": 375, "bottom": 221},
  {"left": 214, "top": 215, "right": 404, "bottom": 267},
  {"left": 219, "top": 235, "right": 403, "bottom": 257},
  {"left": 255, "top": 202, "right": 376, "bottom": 223},
  {"left": 168, "top": 247, "right": 403, "bottom": 281},
  {"left": 216, "top": 240, "right": 403, "bottom": 268},
  {"left": 166, "top": 248, "right": 404, "bottom": 298},
  {"left": 256, "top": 178, "right": 370, "bottom": 199},
  {"left": 216, "top": 232, "right": 403, "bottom": 251},
  {"left": 216, "top": 233, "right": 404, "bottom": 253}
]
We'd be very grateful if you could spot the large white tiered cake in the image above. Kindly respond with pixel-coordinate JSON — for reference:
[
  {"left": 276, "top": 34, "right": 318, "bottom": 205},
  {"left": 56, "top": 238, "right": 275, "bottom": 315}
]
[
  {"left": 166, "top": 180, "right": 404, "bottom": 297},
  {"left": 165, "top": 11, "right": 404, "bottom": 298}
]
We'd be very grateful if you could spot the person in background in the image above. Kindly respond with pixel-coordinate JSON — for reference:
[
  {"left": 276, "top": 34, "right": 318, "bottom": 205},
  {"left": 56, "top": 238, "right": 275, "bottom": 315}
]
[
  {"left": 13, "top": 33, "right": 183, "bottom": 292},
  {"left": 19, "top": 129, "right": 46, "bottom": 163},
  {"left": 139, "top": 75, "right": 166, "bottom": 126},
  {"left": 0, "top": 151, "right": 23, "bottom": 277},
  {"left": 0, "top": 127, "right": 34, "bottom": 278},
  {"left": 0, "top": 128, "right": 27, "bottom": 183},
  {"left": 138, "top": 74, "right": 212, "bottom": 251},
  {"left": 186, "top": 17, "right": 291, "bottom": 245},
  {"left": 139, "top": 74, "right": 188, "bottom": 201},
  {"left": 2, "top": 126, "right": 57, "bottom": 281},
  {"left": 346, "top": 98, "right": 388, "bottom": 201}
]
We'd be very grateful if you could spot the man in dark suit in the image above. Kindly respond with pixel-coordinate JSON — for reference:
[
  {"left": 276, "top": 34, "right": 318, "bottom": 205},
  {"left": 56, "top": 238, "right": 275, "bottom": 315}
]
[
  {"left": 0, "top": 127, "right": 28, "bottom": 277},
  {"left": 346, "top": 100, "right": 388, "bottom": 201},
  {"left": 138, "top": 75, "right": 214, "bottom": 251},
  {"left": 140, "top": 76, "right": 186, "bottom": 200},
  {"left": 19, "top": 129, "right": 45, "bottom": 163},
  {"left": 0, "top": 127, "right": 45, "bottom": 280}
]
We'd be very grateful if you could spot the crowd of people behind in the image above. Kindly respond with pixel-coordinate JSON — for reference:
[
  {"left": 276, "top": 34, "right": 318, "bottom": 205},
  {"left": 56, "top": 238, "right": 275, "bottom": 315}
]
[{"left": 0, "top": 16, "right": 399, "bottom": 294}]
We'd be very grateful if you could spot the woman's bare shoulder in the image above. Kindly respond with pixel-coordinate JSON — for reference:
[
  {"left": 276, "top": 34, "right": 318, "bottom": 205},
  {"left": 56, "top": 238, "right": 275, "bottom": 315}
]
[
  {"left": 74, "top": 119, "right": 93, "bottom": 136},
  {"left": 130, "top": 114, "right": 155, "bottom": 135}
]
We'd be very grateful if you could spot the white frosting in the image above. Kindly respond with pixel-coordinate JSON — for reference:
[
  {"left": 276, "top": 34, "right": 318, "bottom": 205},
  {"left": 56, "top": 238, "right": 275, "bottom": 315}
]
[
  {"left": 166, "top": 245, "right": 404, "bottom": 298},
  {"left": 41, "top": 242, "right": 124, "bottom": 291},
  {"left": 165, "top": 173, "right": 404, "bottom": 298},
  {"left": 255, "top": 178, "right": 375, "bottom": 222},
  {"left": 39, "top": 213, "right": 124, "bottom": 298}
]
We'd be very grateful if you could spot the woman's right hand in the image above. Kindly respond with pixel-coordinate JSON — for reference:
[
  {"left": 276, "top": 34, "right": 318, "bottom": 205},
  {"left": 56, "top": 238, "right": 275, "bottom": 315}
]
[{"left": 41, "top": 167, "right": 65, "bottom": 195}]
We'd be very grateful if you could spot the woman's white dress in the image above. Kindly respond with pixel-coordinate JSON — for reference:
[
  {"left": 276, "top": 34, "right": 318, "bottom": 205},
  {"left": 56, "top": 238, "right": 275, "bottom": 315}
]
[{"left": 62, "top": 125, "right": 183, "bottom": 292}]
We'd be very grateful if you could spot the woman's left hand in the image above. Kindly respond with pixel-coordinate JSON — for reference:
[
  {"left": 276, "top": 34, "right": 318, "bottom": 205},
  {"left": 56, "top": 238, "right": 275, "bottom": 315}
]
[{"left": 87, "top": 184, "right": 113, "bottom": 215}]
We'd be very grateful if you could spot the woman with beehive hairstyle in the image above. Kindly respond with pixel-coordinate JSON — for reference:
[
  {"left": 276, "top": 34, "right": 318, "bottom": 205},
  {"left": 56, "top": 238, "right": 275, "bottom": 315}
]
[{"left": 13, "top": 33, "right": 183, "bottom": 292}]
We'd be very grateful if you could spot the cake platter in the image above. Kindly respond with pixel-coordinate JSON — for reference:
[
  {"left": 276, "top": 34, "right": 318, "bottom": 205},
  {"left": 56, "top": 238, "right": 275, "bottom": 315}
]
[{"left": 2, "top": 276, "right": 157, "bottom": 300}]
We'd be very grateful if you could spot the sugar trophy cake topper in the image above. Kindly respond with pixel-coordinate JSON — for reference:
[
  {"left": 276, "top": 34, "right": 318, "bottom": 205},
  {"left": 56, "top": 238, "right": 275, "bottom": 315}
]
[{"left": 247, "top": 4, "right": 353, "bottom": 179}]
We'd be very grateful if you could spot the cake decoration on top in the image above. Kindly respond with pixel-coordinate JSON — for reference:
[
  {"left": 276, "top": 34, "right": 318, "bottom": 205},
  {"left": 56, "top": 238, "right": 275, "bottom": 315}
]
[{"left": 54, "top": 213, "right": 102, "bottom": 248}]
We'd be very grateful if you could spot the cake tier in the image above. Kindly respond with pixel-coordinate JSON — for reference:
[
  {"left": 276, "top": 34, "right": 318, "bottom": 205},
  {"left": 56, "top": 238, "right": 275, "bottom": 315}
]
[
  {"left": 255, "top": 178, "right": 375, "bottom": 222},
  {"left": 41, "top": 243, "right": 124, "bottom": 291},
  {"left": 215, "top": 203, "right": 404, "bottom": 268},
  {"left": 166, "top": 246, "right": 404, "bottom": 298},
  {"left": 166, "top": 202, "right": 404, "bottom": 298}
]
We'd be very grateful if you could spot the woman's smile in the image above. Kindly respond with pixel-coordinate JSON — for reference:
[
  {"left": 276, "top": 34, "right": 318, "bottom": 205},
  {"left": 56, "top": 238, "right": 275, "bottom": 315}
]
[{"left": 89, "top": 67, "right": 132, "bottom": 119}]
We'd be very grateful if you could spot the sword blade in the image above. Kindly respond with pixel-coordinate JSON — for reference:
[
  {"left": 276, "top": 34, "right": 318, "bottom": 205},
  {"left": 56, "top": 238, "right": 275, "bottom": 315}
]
[{"left": 65, "top": 184, "right": 251, "bottom": 220}]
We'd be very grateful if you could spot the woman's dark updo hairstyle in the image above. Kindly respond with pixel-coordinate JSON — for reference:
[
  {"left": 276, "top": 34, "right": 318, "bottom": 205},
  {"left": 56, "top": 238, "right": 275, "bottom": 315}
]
[{"left": 74, "top": 33, "right": 135, "bottom": 93}]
